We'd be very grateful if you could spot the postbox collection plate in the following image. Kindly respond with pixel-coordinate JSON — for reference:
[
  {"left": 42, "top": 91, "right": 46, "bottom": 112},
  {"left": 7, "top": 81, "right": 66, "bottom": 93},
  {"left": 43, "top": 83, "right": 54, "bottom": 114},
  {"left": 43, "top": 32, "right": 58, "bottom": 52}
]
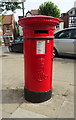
[{"left": 36, "top": 40, "right": 46, "bottom": 55}]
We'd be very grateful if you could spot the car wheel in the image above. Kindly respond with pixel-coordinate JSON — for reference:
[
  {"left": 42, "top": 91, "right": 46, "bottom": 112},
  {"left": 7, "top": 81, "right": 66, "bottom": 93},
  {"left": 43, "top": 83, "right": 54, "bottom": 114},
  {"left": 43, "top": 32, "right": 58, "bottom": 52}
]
[
  {"left": 54, "top": 47, "right": 58, "bottom": 57},
  {"left": 9, "top": 46, "right": 13, "bottom": 52}
]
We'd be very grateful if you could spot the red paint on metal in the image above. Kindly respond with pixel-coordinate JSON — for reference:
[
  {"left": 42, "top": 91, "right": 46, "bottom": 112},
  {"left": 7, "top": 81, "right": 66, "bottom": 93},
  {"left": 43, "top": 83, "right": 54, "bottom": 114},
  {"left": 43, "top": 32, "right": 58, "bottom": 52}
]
[{"left": 18, "top": 16, "right": 59, "bottom": 92}]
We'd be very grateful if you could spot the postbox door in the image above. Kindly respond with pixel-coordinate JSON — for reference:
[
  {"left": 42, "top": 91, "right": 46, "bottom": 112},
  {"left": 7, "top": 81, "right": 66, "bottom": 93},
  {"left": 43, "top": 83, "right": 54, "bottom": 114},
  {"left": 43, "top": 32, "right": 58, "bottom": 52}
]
[{"left": 24, "top": 38, "right": 54, "bottom": 92}]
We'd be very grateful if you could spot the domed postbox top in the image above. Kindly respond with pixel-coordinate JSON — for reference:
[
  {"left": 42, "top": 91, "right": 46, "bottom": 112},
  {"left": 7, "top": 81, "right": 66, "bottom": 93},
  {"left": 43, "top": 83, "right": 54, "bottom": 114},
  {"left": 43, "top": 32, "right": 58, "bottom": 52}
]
[{"left": 18, "top": 16, "right": 59, "bottom": 27}]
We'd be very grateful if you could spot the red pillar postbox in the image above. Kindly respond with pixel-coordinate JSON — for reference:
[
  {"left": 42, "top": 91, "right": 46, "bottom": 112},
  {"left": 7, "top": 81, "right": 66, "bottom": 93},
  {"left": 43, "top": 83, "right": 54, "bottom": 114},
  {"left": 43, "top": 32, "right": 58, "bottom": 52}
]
[{"left": 18, "top": 16, "right": 59, "bottom": 103}]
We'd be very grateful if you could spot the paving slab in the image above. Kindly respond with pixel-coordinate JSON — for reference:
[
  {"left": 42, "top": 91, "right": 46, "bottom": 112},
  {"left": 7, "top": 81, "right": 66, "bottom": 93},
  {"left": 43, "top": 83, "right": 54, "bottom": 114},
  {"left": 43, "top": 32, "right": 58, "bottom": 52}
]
[
  {"left": 53, "top": 58, "right": 74, "bottom": 85},
  {"left": 1, "top": 46, "right": 74, "bottom": 118},
  {"left": 10, "top": 107, "right": 49, "bottom": 118},
  {"left": 2, "top": 103, "right": 20, "bottom": 114},
  {"left": 2, "top": 111, "right": 11, "bottom": 118},
  {"left": 0, "top": 104, "right": 2, "bottom": 120},
  {"left": 57, "top": 101, "right": 74, "bottom": 118},
  {"left": 2, "top": 52, "right": 24, "bottom": 89},
  {"left": 20, "top": 95, "right": 65, "bottom": 118},
  {"left": 53, "top": 81, "right": 74, "bottom": 102}
]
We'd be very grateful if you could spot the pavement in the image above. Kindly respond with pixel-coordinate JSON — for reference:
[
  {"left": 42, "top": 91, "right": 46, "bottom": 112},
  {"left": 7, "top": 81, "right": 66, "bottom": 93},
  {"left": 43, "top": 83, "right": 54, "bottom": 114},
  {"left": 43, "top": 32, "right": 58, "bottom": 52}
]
[{"left": 0, "top": 46, "right": 75, "bottom": 119}]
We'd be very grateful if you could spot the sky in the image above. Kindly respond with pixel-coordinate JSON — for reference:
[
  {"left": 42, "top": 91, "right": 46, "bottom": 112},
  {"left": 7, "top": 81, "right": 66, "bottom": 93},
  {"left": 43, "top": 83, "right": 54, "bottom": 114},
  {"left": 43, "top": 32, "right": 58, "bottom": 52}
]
[{"left": 5, "top": 0, "right": 76, "bottom": 21}]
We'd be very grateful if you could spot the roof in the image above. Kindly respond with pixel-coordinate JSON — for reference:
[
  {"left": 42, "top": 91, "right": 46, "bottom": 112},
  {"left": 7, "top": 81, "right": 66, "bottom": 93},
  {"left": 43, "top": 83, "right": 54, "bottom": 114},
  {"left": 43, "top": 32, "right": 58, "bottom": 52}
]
[
  {"left": 2, "top": 14, "right": 14, "bottom": 25},
  {"left": 67, "top": 7, "right": 76, "bottom": 13},
  {"left": 30, "top": 9, "right": 39, "bottom": 15},
  {"left": 26, "top": 9, "right": 40, "bottom": 16},
  {"left": 67, "top": 7, "right": 76, "bottom": 16},
  {"left": 61, "top": 7, "right": 76, "bottom": 18}
]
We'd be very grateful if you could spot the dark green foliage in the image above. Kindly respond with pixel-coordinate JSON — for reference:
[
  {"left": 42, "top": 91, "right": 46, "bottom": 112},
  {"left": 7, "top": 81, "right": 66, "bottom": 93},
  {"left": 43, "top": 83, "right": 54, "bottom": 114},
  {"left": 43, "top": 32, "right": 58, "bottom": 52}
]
[
  {"left": 38, "top": 1, "right": 60, "bottom": 18},
  {"left": 0, "top": 1, "right": 22, "bottom": 13}
]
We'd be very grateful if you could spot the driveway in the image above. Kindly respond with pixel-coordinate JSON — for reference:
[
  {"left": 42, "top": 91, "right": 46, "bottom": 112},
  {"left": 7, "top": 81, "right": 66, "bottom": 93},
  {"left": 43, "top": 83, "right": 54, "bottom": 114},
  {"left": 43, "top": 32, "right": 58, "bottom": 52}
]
[{"left": 0, "top": 46, "right": 75, "bottom": 118}]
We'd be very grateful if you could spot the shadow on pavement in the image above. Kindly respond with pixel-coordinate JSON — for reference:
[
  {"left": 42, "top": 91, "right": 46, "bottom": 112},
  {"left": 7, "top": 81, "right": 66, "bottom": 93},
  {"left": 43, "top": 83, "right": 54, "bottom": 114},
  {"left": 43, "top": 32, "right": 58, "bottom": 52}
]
[
  {"left": 55, "top": 55, "right": 76, "bottom": 60},
  {"left": 1, "top": 89, "right": 28, "bottom": 104},
  {"left": 54, "top": 55, "right": 76, "bottom": 64}
]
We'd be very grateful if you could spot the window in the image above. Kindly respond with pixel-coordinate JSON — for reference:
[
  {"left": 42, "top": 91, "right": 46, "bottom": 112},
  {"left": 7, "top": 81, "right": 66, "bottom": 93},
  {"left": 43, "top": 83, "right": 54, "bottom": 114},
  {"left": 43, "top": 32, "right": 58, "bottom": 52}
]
[
  {"left": 56, "top": 24, "right": 59, "bottom": 28},
  {"left": 73, "top": 10, "right": 75, "bottom": 15},
  {"left": 55, "top": 30, "right": 72, "bottom": 39},
  {"left": 71, "top": 29, "right": 76, "bottom": 39},
  {"left": 69, "top": 16, "right": 76, "bottom": 27},
  {"left": 6, "top": 25, "right": 10, "bottom": 32},
  {"left": 69, "top": 10, "right": 76, "bottom": 15},
  {"left": 26, "top": 13, "right": 32, "bottom": 17}
]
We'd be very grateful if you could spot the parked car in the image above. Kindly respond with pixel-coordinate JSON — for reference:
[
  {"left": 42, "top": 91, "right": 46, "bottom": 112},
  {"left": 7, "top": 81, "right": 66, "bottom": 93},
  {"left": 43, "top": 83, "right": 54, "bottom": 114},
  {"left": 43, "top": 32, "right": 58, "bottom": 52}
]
[
  {"left": 54, "top": 27, "right": 76, "bottom": 57},
  {"left": 8, "top": 36, "right": 23, "bottom": 52}
]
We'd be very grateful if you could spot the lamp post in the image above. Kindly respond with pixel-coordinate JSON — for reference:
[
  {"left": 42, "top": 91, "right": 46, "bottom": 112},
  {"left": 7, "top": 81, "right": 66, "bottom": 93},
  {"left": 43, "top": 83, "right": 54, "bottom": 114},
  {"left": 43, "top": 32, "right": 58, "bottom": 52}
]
[{"left": 22, "top": 0, "right": 26, "bottom": 17}]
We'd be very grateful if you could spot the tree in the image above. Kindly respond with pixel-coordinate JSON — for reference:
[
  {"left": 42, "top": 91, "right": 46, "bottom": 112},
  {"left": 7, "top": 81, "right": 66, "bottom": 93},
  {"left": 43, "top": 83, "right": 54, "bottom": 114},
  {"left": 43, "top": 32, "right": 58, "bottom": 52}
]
[
  {"left": 0, "top": 2, "right": 23, "bottom": 39},
  {"left": 38, "top": 1, "right": 60, "bottom": 18},
  {"left": 0, "top": 1, "right": 26, "bottom": 18},
  {"left": 0, "top": 2, "right": 22, "bottom": 14},
  {"left": 0, "top": 1, "right": 22, "bottom": 27}
]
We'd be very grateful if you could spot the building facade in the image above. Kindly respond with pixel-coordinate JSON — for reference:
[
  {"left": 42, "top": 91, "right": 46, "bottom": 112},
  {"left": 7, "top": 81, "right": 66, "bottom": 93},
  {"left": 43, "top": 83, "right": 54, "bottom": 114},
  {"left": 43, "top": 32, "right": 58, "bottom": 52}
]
[
  {"left": 61, "top": 1, "right": 76, "bottom": 28},
  {"left": 1, "top": 14, "right": 16, "bottom": 45},
  {"left": 68, "top": 7, "right": 76, "bottom": 27},
  {"left": 25, "top": 9, "right": 40, "bottom": 17}
]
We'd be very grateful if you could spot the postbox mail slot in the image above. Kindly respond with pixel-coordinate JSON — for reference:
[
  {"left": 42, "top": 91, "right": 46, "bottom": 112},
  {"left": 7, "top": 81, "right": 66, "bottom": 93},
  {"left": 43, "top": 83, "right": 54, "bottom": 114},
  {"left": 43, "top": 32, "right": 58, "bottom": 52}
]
[{"left": 34, "top": 30, "right": 48, "bottom": 34}]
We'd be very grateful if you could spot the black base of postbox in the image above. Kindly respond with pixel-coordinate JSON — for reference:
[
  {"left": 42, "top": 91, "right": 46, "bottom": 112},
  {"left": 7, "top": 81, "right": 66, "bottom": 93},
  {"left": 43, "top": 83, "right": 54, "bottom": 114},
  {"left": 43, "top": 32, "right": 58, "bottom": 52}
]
[{"left": 24, "top": 88, "right": 52, "bottom": 103}]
